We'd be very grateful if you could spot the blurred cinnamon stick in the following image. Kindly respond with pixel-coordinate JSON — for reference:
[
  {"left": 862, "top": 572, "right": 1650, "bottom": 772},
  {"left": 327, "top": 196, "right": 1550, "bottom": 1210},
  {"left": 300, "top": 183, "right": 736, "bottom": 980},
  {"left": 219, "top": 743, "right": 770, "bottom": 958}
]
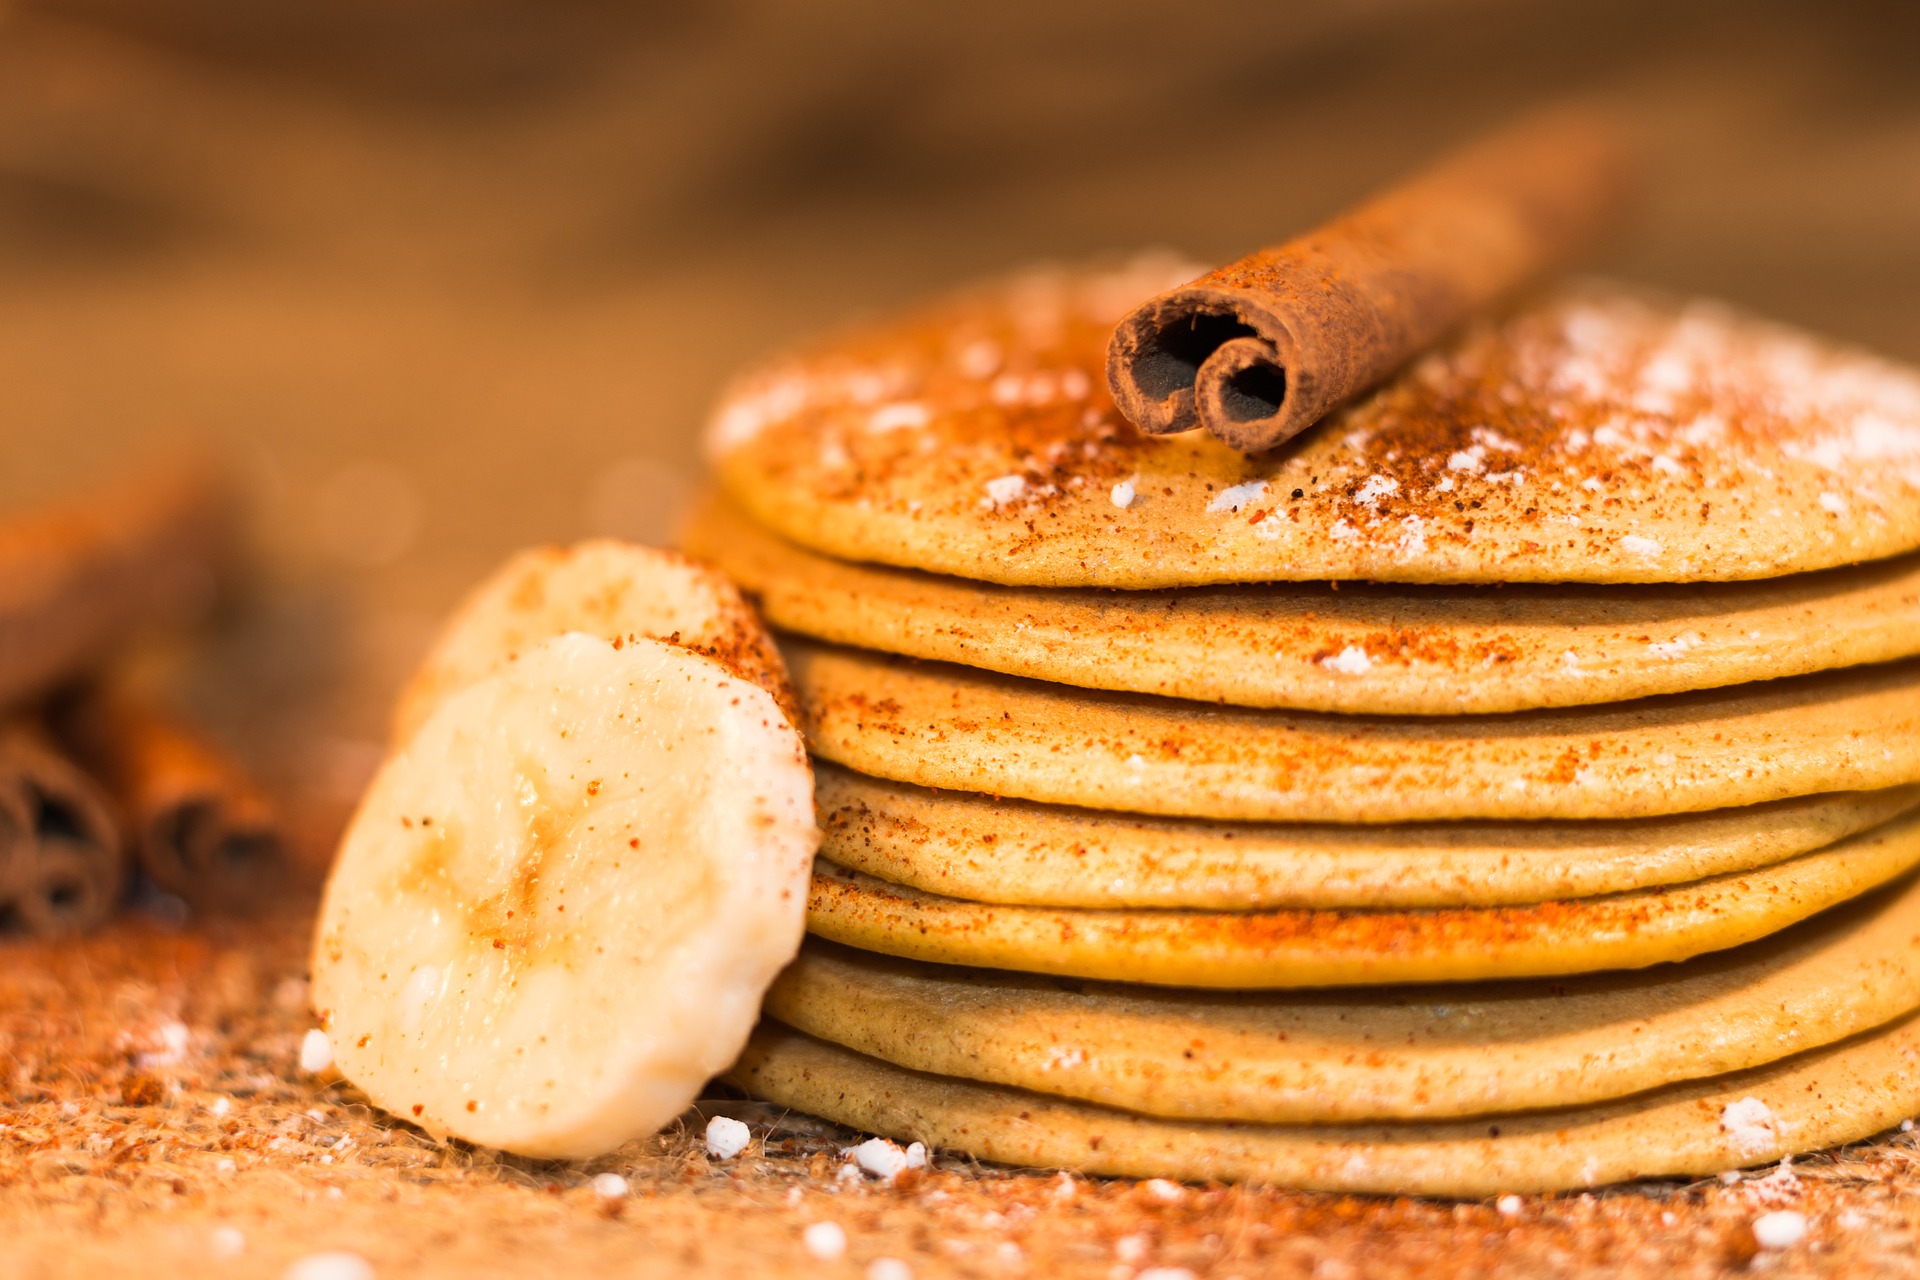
[
  {"left": 1106, "top": 107, "right": 1638, "bottom": 452},
  {"left": 0, "top": 720, "right": 126, "bottom": 938},
  {"left": 0, "top": 463, "right": 236, "bottom": 713},
  {"left": 58, "top": 690, "right": 286, "bottom": 914}
]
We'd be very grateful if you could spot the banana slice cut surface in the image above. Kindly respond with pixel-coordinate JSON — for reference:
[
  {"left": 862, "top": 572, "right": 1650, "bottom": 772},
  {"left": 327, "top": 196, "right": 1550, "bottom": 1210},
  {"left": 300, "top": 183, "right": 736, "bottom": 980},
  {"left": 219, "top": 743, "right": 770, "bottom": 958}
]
[
  {"left": 392, "top": 540, "right": 793, "bottom": 743},
  {"left": 314, "top": 631, "right": 815, "bottom": 1159}
]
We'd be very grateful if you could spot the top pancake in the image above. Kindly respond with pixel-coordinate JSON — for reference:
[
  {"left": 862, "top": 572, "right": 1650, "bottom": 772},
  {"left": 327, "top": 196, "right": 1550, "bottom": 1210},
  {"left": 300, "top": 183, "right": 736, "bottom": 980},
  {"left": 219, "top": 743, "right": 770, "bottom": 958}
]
[{"left": 708, "top": 260, "right": 1920, "bottom": 588}]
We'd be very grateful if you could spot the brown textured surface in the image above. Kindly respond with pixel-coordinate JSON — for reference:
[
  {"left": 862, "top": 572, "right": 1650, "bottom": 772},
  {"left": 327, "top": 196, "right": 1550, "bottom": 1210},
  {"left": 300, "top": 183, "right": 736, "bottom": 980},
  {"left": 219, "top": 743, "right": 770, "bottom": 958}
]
[
  {"left": 712, "top": 277, "right": 1920, "bottom": 588},
  {"left": 688, "top": 489, "right": 1920, "bottom": 715}
]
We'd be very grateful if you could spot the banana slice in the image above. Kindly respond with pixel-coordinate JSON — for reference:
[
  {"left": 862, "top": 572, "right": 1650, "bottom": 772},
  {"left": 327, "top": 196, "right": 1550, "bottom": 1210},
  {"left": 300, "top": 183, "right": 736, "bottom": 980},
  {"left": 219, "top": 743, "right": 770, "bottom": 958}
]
[
  {"left": 313, "top": 627, "right": 815, "bottom": 1159},
  {"left": 391, "top": 540, "right": 792, "bottom": 743}
]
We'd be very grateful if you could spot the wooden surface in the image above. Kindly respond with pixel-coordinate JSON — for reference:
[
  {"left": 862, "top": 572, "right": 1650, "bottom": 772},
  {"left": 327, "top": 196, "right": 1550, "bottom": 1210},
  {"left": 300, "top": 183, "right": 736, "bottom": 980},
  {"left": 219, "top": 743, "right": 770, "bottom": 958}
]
[{"left": 4, "top": 0, "right": 1920, "bottom": 1273}]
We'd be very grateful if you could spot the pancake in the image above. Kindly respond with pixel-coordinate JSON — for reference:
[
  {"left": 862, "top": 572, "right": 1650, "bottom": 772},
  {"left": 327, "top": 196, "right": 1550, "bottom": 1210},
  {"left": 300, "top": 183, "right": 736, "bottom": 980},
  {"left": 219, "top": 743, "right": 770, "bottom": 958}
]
[
  {"left": 817, "top": 766, "right": 1920, "bottom": 909},
  {"left": 728, "top": 1015, "right": 1920, "bottom": 1196},
  {"left": 787, "top": 638, "right": 1920, "bottom": 823},
  {"left": 686, "top": 490, "right": 1920, "bottom": 715},
  {"left": 707, "top": 264, "right": 1920, "bottom": 589},
  {"left": 804, "top": 809, "right": 1920, "bottom": 987},
  {"left": 773, "top": 871, "right": 1920, "bottom": 1121}
]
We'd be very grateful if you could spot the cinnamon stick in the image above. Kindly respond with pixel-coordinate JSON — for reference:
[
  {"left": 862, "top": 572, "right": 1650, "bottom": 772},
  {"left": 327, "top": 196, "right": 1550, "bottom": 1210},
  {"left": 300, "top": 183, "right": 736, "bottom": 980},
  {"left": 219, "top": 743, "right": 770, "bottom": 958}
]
[
  {"left": 58, "top": 691, "right": 285, "bottom": 914},
  {"left": 0, "top": 463, "right": 236, "bottom": 714},
  {"left": 1106, "top": 107, "right": 1638, "bottom": 452},
  {"left": 0, "top": 721, "right": 126, "bottom": 938}
]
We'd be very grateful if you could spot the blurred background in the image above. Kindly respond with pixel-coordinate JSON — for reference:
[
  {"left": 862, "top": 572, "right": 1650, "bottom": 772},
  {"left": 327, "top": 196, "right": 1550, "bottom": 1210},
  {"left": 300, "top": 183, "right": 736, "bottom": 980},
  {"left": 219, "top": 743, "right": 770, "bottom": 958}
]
[{"left": 1, "top": 0, "right": 1915, "bottom": 840}]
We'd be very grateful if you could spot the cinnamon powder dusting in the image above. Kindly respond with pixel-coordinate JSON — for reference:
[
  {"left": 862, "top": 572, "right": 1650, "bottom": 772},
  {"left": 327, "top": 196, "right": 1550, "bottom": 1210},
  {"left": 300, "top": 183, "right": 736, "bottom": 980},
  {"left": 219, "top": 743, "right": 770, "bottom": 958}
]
[{"left": 712, "top": 265, "right": 1920, "bottom": 587}]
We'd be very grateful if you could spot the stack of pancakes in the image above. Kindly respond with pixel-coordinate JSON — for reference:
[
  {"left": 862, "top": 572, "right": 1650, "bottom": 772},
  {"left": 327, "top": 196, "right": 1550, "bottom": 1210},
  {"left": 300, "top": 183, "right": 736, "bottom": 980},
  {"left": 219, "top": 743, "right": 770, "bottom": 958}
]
[{"left": 685, "top": 259, "right": 1920, "bottom": 1196}]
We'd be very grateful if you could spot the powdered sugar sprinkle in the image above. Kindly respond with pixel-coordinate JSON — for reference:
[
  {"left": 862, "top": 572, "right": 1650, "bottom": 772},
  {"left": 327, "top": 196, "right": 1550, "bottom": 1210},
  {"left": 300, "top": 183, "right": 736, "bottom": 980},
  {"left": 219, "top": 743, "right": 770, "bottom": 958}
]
[{"left": 1721, "top": 1097, "right": 1779, "bottom": 1157}]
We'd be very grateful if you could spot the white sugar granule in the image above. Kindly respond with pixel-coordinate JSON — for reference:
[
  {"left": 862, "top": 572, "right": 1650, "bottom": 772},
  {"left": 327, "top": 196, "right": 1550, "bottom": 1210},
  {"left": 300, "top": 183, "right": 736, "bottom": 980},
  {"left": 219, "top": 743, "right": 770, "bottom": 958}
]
[
  {"left": 298, "top": 1029, "right": 333, "bottom": 1075},
  {"left": 1721, "top": 1097, "right": 1779, "bottom": 1156},
  {"left": 1141, "top": 1178, "right": 1184, "bottom": 1202},
  {"left": 1206, "top": 480, "right": 1268, "bottom": 513},
  {"left": 705, "top": 1115, "right": 751, "bottom": 1160},
  {"left": 1819, "top": 491, "right": 1847, "bottom": 515},
  {"left": 210, "top": 1227, "right": 245, "bottom": 1258},
  {"left": 1619, "top": 534, "right": 1662, "bottom": 558},
  {"left": 851, "top": 1137, "right": 909, "bottom": 1180},
  {"left": 1353, "top": 475, "right": 1400, "bottom": 508},
  {"left": 1496, "top": 1194, "right": 1524, "bottom": 1217},
  {"left": 1320, "top": 646, "right": 1373, "bottom": 676},
  {"left": 1395, "top": 514, "right": 1429, "bottom": 557},
  {"left": 590, "top": 1172, "right": 629, "bottom": 1199},
  {"left": 1137, "top": 1270, "right": 1198, "bottom": 1280},
  {"left": 867, "top": 1260, "right": 912, "bottom": 1280},
  {"left": 866, "top": 402, "right": 929, "bottom": 433},
  {"left": 1114, "top": 1234, "right": 1151, "bottom": 1264},
  {"left": 1648, "top": 631, "right": 1704, "bottom": 659},
  {"left": 956, "top": 340, "right": 1002, "bottom": 379},
  {"left": 1753, "top": 1210, "right": 1808, "bottom": 1250},
  {"left": 146, "top": 1020, "right": 190, "bottom": 1065},
  {"left": 283, "top": 1252, "right": 375, "bottom": 1280},
  {"left": 1743, "top": 1157, "right": 1801, "bottom": 1208},
  {"left": 1110, "top": 480, "right": 1136, "bottom": 509},
  {"left": 802, "top": 1221, "right": 848, "bottom": 1261},
  {"left": 982, "top": 474, "right": 1028, "bottom": 508}
]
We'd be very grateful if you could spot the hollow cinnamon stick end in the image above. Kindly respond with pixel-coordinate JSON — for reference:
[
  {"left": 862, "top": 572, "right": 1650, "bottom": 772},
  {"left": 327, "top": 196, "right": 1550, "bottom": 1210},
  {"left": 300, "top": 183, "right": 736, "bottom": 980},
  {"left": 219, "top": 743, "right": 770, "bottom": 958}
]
[
  {"left": 1107, "top": 284, "right": 1307, "bottom": 445},
  {"left": 146, "top": 798, "right": 288, "bottom": 914},
  {"left": 1105, "top": 294, "right": 1220, "bottom": 436},
  {"left": 0, "top": 725, "right": 127, "bottom": 939},
  {"left": 1193, "top": 335, "right": 1318, "bottom": 454}
]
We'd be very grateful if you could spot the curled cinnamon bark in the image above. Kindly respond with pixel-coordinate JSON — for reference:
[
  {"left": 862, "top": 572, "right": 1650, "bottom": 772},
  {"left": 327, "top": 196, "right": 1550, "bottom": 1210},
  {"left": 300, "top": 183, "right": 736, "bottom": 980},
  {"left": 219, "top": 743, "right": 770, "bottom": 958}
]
[
  {"left": 0, "top": 722, "right": 126, "bottom": 938},
  {"left": 1106, "top": 108, "right": 1638, "bottom": 452},
  {"left": 0, "top": 463, "right": 236, "bottom": 713},
  {"left": 58, "top": 691, "right": 285, "bottom": 914}
]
